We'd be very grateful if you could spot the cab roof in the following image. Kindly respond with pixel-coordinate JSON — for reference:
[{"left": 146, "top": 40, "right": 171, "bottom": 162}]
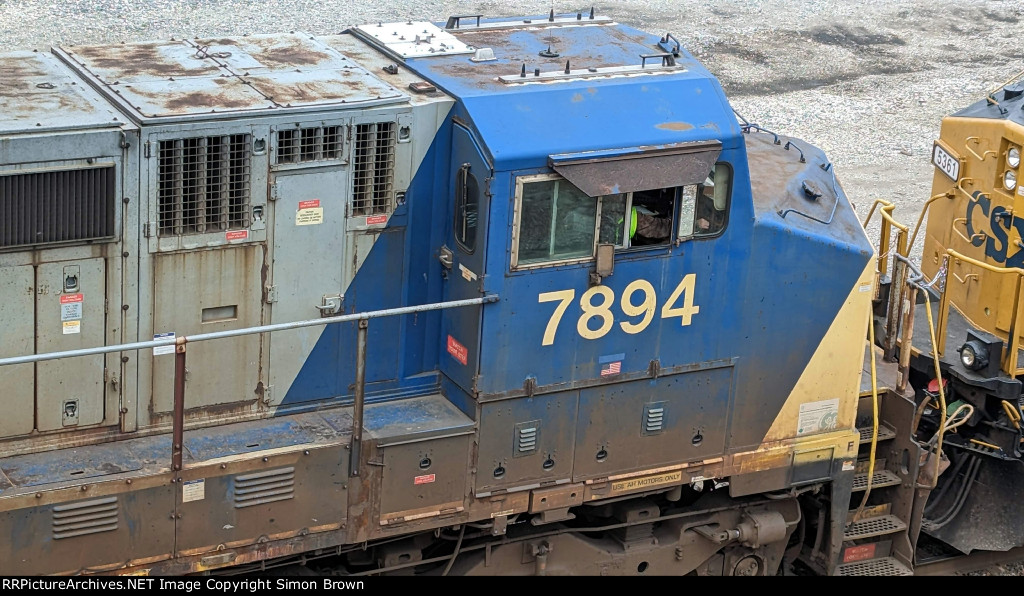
[{"left": 352, "top": 14, "right": 741, "bottom": 170}]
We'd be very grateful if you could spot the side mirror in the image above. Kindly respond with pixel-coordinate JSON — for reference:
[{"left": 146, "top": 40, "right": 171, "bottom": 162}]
[{"left": 590, "top": 243, "right": 614, "bottom": 286}]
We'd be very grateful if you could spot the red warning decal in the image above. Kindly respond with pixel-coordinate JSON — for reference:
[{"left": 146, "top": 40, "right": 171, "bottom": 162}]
[
  {"left": 298, "top": 199, "right": 320, "bottom": 210},
  {"left": 366, "top": 214, "right": 388, "bottom": 225},
  {"left": 414, "top": 474, "right": 436, "bottom": 485},
  {"left": 60, "top": 293, "right": 84, "bottom": 304},
  {"left": 842, "top": 543, "right": 877, "bottom": 563},
  {"left": 447, "top": 335, "right": 468, "bottom": 365},
  {"left": 226, "top": 230, "right": 249, "bottom": 241}
]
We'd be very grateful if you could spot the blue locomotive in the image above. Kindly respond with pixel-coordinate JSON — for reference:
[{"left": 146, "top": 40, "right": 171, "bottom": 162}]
[{"left": 0, "top": 12, "right": 924, "bottom": 576}]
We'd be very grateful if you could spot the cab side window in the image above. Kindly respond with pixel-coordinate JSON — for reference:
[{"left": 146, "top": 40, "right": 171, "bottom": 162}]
[
  {"left": 512, "top": 163, "right": 731, "bottom": 268},
  {"left": 454, "top": 163, "right": 480, "bottom": 252},
  {"left": 678, "top": 162, "right": 731, "bottom": 240},
  {"left": 517, "top": 178, "right": 595, "bottom": 265}
]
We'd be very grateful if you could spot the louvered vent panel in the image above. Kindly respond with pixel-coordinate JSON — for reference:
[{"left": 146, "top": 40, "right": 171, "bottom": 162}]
[
  {"left": 233, "top": 466, "right": 295, "bottom": 509},
  {"left": 0, "top": 167, "right": 116, "bottom": 249},
  {"left": 514, "top": 420, "right": 540, "bottom": 458},
  {"left": 52, "top": 496, "right": 119, "bottom": 540},
  {"left": 351, "top": 122, "right": 396, "bottom": 215},
  {"left": 642, "top": 402, "right": 666, "bottom": 436}
]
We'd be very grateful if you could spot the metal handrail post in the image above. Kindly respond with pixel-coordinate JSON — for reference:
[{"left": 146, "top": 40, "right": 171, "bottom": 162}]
[
  {"left": 350, "top": 319, "right": 368, "bottom": 478},
  {"left": 172, "top": 341, "right": 187, "bottom": 472}
]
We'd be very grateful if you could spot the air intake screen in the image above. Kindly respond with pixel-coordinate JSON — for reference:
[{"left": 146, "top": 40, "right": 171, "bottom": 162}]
[
  {"left": 276, "top": 125, "right": 343, "bottom": 164},
  {"left": 158, "top": 134, "right": 251, "bottom": 236},
  {"left": 0, "top": 166, "right": 116, "bottom": 249},
  {"left": 352, "top": 122, "right": 396, "bottom": 216}
]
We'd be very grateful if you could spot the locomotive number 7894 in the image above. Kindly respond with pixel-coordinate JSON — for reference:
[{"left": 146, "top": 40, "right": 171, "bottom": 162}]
[{"left": 537, "top": 274, "right": 700, "bottom": 346}]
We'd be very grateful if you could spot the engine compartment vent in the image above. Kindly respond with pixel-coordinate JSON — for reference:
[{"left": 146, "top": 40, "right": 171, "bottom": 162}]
[
  {"left": 351, "top": 122, "right": 396, "bottom": 216},
  {"left": 233, "top": 466, "right": 295, "bottom": 509},
  {"left": 52, "top": 496, "right": 119, "bottom": 540},
  {"left": 0, "top": 166, "right": 116, "bottom": 250}
]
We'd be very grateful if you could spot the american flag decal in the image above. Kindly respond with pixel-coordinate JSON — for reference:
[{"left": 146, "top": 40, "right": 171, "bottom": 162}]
[{"left": 599, "top": 353, "right": 625, "bottom": 376}]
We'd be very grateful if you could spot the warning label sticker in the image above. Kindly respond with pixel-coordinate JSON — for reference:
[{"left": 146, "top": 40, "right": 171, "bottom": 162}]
[
  {"left": 366, "top": 214, "right": 388, "bottom": 226},
  {"left": 446, "top": 335, "right": 468, "bottom": 365},
  {"left": 60, "top": 294, "right": 83, "bottom": 334},
  {"left": 296, "top": 208, "right": 324, "bottom": 226},
  {"left": 226, "top": 230, "right": 249, "bottom": 241},
  {"left": 414, "top": 474, "right": 436, "bottom": 485},
  {"left": 797, "top": 398, "right": 840, "bottom": 436},
  {"left": 459, "top": 263, "right": 477, "bottom": 282},
  {"left": 60, "top": 294, "right": 83, "bottom": 322},
  {"left": 296, "top": 200, "right": 324, "bottom": 226},
  {"left": 182, "top": 479, "right": 205, "bottom": 503},
  {"left": 153, "top": 332, "right": 176, "bottom": 356}
]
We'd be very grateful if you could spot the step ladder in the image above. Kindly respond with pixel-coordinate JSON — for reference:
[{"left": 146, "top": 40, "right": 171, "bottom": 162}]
[{"left": 834, "top": 389, "right": 922, "bottom": 576}]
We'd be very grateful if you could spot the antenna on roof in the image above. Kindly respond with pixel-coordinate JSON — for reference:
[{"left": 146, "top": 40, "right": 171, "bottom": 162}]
[{"left": 589, "top": 7, "right": 595, "bottom": 19}]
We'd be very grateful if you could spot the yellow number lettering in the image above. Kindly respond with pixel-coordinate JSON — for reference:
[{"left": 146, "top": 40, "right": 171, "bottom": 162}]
[
  {"left": 661, "top": 273, "right": 700, "bottom": 326},
  {"left": 538, "top": 289, "right": 576, "bottom": 346},
  {"left": 578, "top": 286, "right": 615, "bottom": 340},
  {"left": 619, "top": 279, "right": 656, "bottom": 334}
]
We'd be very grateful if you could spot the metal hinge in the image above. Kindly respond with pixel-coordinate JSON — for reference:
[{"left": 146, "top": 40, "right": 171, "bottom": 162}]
[
  {"left": 264, "top": 285, "right": 278, "bottom": 303},
  {"left": 143, "top": 222, "right": 155, "bottom": 238},
  {"left": 262, "top": 385, "right": 273, "bottom": 405},
  {"left": 120, "top": 131, "right": 130, "bottom": 149},
  {"left": 269, "top": 184, "right": 279, "bottom": 201},
  {"left": 143, "top": 141, "right": 152, "bottom": 159}
]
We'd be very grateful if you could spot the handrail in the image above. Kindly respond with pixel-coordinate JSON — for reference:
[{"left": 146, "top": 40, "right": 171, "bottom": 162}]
[
  {"left": 939, "top": 249, "right": 1024, "bottom": 373},
  {"left": 986, "top": 67, "right": 1024, "bottom": 106},
  {"left": 862, "top": 199, "right": 911, "bottom": 359},
  {"left": 908, "top": 191, "right": 955, "bottom": 255},
  {"left": 0, "top": 294, "right": 499, "bottom": 474},
  {"left": 964, "top": 137, "right": 998, "bottom": 162},
  {"left": 0, "top": 295, "right": 499, "bottom": 367},
  {"left": 862, "top": 199, "right": 909, "bottom": 278}
]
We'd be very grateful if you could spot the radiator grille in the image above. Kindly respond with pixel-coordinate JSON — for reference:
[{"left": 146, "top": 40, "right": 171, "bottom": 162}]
[
  {"left": 352, "top": 122, "right": 396, "bottom": 215},
  {"left": 52, "top": 496, "right": 119, "bottom": 540},
  {"left": 276, "top": 125, "right": 343, "bottom": 164},
  {"left": 0, "top": 167, "right": 116, "bottom": 249},
  {"left": 233, "top": 466, "right": 295, "bottom": 509},
  {"left": 514, "top": 420, "right": 540, "bottom": 457},
  {"left": 158, "top": 134, "right": 251, "bottom": 236}
]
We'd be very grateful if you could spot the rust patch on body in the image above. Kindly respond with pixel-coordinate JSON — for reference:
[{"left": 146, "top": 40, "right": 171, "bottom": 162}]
[
  {"left": 195, "top": 36, "right": 339, "bottom": 69},
  {"left": 657, "top": 121, "right": 694, "bottom": 131},
  {"left": 71, "top": 42, "right": 220, "bottom": 78}
]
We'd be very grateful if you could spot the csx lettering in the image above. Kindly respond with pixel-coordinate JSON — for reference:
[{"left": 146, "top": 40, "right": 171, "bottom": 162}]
[
  {"left": 964, "top": 190, "right": 1024, "bottom": 267},
  {"left": 537, "top": 274, "right": 699, "bottom": 346}
]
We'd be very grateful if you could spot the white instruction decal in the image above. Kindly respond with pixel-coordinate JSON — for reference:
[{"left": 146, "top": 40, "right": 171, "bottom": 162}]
[
  {"left": 797, "top": 398, "right": 839, "bottom": 436},
  {"left": 459, "top": 263, "right": 478, "bottom": 282},
  {"left": 153, "top": 332, "right": 176, "bottom": 356},
  {"left": 182, "top": 478, "right": 205, "bottom": 503},
  {"left": 60, "top": 294, "right": 83, "bottom": 334},
  {"left": 295, "top": 199, "right": 324, "bottom": 226}
]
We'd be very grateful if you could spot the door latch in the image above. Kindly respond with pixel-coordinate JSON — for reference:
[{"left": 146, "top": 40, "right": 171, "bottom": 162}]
[
  {"left": 316, "top": 294, "right": 343, "bottom": 317},
  {"left": 439, "top": 245, "right": 454, "bottom": 270}
]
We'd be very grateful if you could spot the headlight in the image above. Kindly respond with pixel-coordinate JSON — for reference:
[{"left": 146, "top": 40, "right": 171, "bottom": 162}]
[
  {"left": 1010, "top": 147, "right": 1021, "bottom": 169},
  {"left": 959, "top": 340, "right": 989, "bottom": 371},
  {"left": 1006, "top": 170, "right": 1018, "bottom": 191}
]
